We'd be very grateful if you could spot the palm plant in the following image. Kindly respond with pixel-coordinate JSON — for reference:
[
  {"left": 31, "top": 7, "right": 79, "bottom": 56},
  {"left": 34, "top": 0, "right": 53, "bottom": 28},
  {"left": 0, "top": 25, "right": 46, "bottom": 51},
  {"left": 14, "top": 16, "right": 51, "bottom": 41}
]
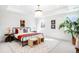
[
  {"left": 59, "top": 17, "right": 76, "bottom": 45},
  {"left": 73, "top": 18, "right": 79, "bottom": 35}
]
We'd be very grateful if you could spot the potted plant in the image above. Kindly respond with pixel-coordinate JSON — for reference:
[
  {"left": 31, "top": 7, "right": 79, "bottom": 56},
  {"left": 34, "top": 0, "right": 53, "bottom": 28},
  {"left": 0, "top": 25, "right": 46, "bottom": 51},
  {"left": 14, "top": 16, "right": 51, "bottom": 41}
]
[
  {"left": 72, "top": 18, "right": 79, "bottom": 48},
  {"left": 59, "top": 17, "right": 76, "bottom": 45}
]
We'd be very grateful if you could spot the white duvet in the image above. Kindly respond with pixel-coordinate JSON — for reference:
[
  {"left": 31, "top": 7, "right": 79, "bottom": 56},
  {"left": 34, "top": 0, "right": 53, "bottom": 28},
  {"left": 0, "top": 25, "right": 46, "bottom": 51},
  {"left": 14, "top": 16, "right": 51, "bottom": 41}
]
[{"left": 14, "top": 32, "right": 35, "bottom": 38}]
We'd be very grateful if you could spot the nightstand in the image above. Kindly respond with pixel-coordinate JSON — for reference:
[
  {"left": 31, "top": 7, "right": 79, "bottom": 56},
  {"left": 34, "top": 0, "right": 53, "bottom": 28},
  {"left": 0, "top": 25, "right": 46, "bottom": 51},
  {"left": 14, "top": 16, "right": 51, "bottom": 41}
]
[
  {"left": 5, "top": 33, "right": 15, "bottom": 42},
  {"left": 75, "top": 48, "right": 79, "bottom": 53}
]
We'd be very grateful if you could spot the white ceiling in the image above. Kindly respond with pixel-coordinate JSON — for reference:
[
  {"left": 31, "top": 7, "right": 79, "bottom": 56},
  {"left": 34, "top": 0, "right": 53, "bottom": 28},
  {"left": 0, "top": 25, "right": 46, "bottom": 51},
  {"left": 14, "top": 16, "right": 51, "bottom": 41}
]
[{"left": 0, "top": 5, "right": 79, "bottom": 16}]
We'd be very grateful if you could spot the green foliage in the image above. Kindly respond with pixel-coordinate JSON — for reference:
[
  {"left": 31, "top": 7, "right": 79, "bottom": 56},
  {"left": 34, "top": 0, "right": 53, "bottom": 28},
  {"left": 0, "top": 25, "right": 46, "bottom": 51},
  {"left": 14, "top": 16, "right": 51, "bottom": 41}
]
[
  {"left": 59, "top": 17, "right": 74, "bottom": 37},
  {"left": 73, "top": 18, "right": 79, "bottom": 35},
  {"left": 59, "top": 17, "right": 79, "bottom": 40}
]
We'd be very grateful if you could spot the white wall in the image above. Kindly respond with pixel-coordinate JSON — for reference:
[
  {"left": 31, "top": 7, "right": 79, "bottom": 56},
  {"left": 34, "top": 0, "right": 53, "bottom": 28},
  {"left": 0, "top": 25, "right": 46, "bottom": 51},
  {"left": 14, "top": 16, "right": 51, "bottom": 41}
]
[{"left": 44, "top": 11, "right": 79, "bottom": 41}]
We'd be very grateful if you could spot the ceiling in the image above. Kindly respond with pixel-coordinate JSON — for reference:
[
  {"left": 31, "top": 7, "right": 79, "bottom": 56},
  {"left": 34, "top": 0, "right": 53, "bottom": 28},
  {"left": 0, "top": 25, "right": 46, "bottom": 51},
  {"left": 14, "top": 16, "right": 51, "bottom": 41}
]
[{"left": 0, "top": 5, "right": 79, "bottom": 16}]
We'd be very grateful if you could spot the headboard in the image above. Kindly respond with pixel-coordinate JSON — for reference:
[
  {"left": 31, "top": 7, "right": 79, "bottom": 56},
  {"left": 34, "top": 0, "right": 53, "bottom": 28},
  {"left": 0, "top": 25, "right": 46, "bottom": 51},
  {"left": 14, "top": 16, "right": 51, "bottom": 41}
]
[{"left": 12, "top": 27, "right": 31, "bottom": 34}]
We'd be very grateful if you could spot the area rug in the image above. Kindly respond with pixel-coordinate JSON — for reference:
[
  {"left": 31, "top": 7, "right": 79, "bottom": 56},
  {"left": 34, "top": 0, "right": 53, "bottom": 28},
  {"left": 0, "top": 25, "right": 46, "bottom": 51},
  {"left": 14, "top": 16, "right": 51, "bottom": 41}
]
[{"left": 0, "top": 40, "right": 60, "bottom": 53}]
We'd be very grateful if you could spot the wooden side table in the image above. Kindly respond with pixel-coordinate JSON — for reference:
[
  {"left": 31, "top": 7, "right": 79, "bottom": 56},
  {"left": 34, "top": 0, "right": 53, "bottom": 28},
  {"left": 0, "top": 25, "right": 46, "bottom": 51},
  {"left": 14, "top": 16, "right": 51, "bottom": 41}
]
[
  {"left": 75, "top": 48, "right": 79, "bottom": 53},
  {"left": 4, "top": 33, "right": 15, "bottom": 42}
]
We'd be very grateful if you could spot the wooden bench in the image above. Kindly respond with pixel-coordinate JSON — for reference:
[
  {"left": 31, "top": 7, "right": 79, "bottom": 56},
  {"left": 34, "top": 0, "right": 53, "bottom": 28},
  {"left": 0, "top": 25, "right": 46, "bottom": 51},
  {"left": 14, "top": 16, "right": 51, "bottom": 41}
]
[{"left": 28, "top": 37, "right": 39, "bottom": 47}]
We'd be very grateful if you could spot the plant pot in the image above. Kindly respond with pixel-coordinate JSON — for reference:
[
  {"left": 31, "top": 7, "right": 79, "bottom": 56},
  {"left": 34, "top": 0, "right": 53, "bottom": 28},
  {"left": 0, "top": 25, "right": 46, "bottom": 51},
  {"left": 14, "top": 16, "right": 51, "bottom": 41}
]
[
  {"left": 75, "top": 35, "right": 79, "bottom": 49},
  {"left": 72, "top": 36, "right": 76, "bottom": 45}
]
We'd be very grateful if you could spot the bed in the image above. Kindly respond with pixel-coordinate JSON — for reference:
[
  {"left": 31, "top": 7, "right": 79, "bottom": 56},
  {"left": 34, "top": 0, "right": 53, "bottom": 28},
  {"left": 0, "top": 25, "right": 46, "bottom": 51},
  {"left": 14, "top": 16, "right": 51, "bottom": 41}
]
[{"left": 12, "top": 27, "right": 44, "bottom": 47}]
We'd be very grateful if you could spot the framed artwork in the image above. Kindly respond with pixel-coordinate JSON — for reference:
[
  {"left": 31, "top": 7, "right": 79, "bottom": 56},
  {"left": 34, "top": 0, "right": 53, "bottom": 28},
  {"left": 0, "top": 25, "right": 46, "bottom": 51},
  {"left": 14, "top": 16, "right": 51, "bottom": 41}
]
[
  {"left": 41, "top": 22, "right": 45, "bottom": 28},
  {"left": 51, "top": 20, "right": 56, "bottom": 29},
  {"left": 20, "top": 20, "right": 25, "bottom": 27}
]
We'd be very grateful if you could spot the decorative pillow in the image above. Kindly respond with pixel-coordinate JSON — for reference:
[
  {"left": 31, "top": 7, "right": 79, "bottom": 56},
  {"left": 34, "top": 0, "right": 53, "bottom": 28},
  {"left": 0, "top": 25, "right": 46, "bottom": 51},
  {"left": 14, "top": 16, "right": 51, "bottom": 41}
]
[
  {"left": 19, "top": 29, "right": 23, "bottom": 34},
  {"left": 15, "top": 28, "right": 19, "bottom": 34},
  {"left": 23, "top": 28, "right": 28, "bottom": 33}
]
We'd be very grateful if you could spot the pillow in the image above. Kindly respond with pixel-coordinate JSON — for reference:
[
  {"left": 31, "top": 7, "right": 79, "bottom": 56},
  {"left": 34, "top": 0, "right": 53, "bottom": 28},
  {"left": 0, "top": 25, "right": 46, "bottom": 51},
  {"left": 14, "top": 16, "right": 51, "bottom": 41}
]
[
  {"left": 19, "top": 29, "right": 23, "bottom": 34},
  {"left": 15, "top": 28, "right": 19, "bottom": 34},
  {"left": 23, "top": 28, "right": 28, "bottom": 33}
]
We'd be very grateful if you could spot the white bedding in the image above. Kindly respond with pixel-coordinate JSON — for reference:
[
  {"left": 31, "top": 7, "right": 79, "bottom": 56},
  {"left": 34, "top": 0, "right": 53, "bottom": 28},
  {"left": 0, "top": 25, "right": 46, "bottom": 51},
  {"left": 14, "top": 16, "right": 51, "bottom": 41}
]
[
  {"left": 14, "top": 32, "right": 41, "bottom": 41},
  {"left": 14, "top": 32, "right": 35, "bottom": 38}
]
